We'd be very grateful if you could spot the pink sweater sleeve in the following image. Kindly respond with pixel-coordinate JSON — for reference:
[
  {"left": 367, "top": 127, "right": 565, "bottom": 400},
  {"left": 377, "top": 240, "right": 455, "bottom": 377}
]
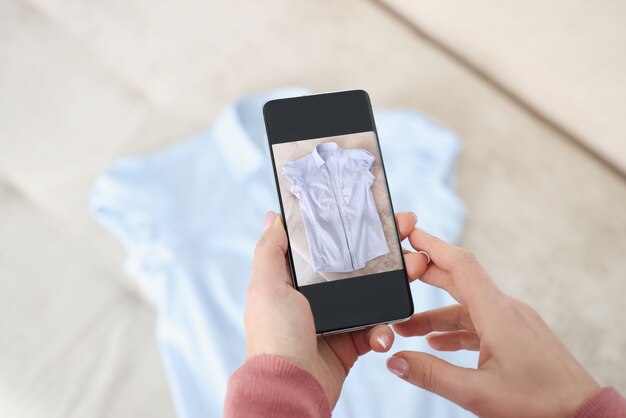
[
  {"left": 570, "top": 386, "right": 626, "bottom": 418},
  {"left": 225, "top": 355, "right": 625, "bottom": 418},
  {"left": 224, "top": 354, "right": 331, "bottom": 418}
]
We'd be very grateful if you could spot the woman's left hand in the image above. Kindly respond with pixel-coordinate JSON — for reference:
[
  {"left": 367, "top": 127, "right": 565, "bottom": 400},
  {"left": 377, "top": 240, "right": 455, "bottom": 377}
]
[{"left": 245, "top": 210, "right": 429, "bottom": 408}]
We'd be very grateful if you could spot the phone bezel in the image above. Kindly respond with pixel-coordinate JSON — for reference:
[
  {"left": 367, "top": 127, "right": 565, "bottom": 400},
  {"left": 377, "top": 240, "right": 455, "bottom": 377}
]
[{"left": 263, "top": 89, "right": 414, "bottom": 334}]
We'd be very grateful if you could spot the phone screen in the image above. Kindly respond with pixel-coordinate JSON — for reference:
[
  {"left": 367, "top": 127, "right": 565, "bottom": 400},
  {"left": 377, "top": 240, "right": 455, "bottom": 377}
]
[
  {"left": 264, "top": 90, "right": 412, "bottom": 334},
  {"left": 273, "top": 132, "right": 403, "bottom": 284}
]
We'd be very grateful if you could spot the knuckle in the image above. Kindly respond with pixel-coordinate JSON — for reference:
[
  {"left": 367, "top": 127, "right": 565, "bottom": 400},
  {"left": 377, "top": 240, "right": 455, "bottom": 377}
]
[
  {"left": 516, "top": 299, "right": 542, "bottom": 321},
  {"left": 516, "top": 299, "right": 533, "bottom": 312},
  {"left": 265, "top": 243, "right": 283, "bottom": 259},
  {"left": 450, "top": 248, "right": 479, "bottom": 274},
  {"left": 419, "top": 361, "right": 438, "bottom": 393},
  {"left": 460, "top": 332, "right": 479, "bottom": 350},
  {"left": 507, "top": 295, "right": 528, "bottom": 311},
  {"left": 457, "top": 248, "right": 477, "bottom": 264},
  {"left": 254, "top": 236, "right": 283, "bottom": 260},
  {"left": 454, "top": 306, "right": 470, "bottom": 330},
  {"left": 253, "top": 236, "right": 268, "bottom": 257}
]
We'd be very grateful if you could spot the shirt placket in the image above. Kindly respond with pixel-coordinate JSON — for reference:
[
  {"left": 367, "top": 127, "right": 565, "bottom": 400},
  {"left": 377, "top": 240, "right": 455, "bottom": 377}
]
[{"left": 321, "top": 161, "right": 355, "bottom": 271}]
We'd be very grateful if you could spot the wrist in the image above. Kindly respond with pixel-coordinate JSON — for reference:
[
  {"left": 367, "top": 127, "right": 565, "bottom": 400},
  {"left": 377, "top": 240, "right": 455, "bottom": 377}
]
[
  {"left": 227, "top": 354, "right": 331, "bottom": 417},
  {"left": 246, "top": 342, "right": 315, "bottom": 376},
  {"left": 559, "top": 378, "right": 601, "bottom": 417}
]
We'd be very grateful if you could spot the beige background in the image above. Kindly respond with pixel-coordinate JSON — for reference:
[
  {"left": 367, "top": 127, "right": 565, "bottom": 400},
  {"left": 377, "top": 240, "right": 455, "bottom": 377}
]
[
  {"left": 273, "top": 132, "right": 403, "bottom": 286},
  {"left": 1, "top": 0, "right": 625, "bottom": 415}
]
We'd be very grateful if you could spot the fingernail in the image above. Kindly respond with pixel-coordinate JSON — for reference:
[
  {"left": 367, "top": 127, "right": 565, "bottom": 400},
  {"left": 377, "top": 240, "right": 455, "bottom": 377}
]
[
  {"left": 263, "top": 211, "right": 276, "bottom": 230},
  {"left": 376, "top": 333, "right": 391, "bottom": 350},
  {"left": 386, "top": 356, "right": 409, "bottom": 380},
  {"left": 409, "top": 212, "right": 417, "bottom": 224}
]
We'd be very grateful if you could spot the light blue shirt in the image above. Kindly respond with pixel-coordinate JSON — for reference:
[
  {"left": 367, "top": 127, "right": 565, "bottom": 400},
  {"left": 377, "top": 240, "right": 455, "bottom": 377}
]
[{"left": 91, "top": 87, "right": 476, "bottom": 418}]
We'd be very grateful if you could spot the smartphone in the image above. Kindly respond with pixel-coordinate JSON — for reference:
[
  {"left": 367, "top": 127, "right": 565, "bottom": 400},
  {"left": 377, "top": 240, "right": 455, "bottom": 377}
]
[{"left": 263, "top": 89, "right": 413, "bottom": 335}]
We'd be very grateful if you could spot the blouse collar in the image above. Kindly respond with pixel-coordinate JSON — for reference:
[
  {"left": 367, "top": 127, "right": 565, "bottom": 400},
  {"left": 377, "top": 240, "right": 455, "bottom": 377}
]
[{"left": 312, "top": 142, "right": 342, "bottom": 167}]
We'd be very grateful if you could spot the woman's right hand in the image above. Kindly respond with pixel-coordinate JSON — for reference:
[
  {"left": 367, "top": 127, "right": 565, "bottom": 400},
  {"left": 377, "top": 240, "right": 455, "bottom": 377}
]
[{"left": 387, "top": 227, "right": 600, "bottom": 417}]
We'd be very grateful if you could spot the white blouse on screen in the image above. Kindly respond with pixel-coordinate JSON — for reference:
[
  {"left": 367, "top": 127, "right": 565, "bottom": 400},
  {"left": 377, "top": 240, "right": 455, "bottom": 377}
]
[{"left": 282, "top": 141, "right": 389, "bottom": 273}]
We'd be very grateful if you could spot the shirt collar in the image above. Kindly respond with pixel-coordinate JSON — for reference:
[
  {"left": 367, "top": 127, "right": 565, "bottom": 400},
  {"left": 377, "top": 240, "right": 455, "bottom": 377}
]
[
  {"left": 212, "top": 104, "right": 264, "bottom": 182},
  {"left": 312, "top": 142, "right": 341, "bottom": 167},
  {"left": 212, "top": 87, "right": 313, "bottom": 182}
]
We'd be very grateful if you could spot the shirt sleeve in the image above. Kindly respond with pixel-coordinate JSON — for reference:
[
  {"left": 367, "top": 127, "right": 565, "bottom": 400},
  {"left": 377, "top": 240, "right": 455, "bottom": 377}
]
[
  {"left": 282, "top": 160, "right": 304, "bottom": 197},
  {"left": 353, "top": 149, "right": 376, "bottom": 186},
  {"left": 224, "top": 354, "right": 331, "bottom": 418},
  {"left": 570, "top": 386, "right": 626, "bottom": 418}
]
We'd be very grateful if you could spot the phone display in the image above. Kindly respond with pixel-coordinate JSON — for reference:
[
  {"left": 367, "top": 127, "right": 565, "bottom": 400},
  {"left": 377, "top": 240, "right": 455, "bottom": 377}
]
[
  {"left": 274, "top": 133, "right": 403, "bottom": 282},
  {"left": 264, "top": 90, "right": 413, "bottom": 334}
]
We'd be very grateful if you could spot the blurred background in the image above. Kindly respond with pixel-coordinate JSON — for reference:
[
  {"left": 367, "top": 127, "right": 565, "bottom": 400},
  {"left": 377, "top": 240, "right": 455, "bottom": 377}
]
[{"left": 1, "top": 0, "right": 625, "bottom": 417}]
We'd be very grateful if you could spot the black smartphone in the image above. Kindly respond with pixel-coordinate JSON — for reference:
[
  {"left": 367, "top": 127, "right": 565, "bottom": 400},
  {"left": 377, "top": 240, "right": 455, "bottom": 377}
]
[{"left": 263, "top": 89, "right": 413, "bottom": 335}]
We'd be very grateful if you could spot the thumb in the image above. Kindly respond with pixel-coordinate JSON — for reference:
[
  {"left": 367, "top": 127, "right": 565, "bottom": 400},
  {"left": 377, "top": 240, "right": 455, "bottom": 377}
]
[
  {"left": 250, "top": 211, "right": 290, "bottom": 285},
  {"left": 387, "top": 351, "right": 482, "bottom": 411}
]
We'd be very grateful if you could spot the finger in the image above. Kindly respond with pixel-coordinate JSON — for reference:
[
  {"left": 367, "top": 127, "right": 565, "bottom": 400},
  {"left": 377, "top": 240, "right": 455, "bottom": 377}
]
[
  {"left": 403, "top": 251, "right": 430, "bottom": 283},
  {"left": 426, "top": 331, "right": 481, "bottom": 351},
  {"left": 387, "top": 351, "right": 482, "bottom": 411},
  {"left": 349, "top": 324, "right": 394, "bottom": 356},
  {"left": 404, "top": 249, "right": 466, "bottom": 299},
  {"left": 250, "top": 211, "right": 291, "bottom": 286},
  {"left": 393, "top": 304, "right": 476, "bottom": 337},
  {"left": 418, "top": 263, "right": 461, "bottom": 302},
  {"left": 408, "top": 228, "right": 501, "bottom": 308},
  {"left": 395, "top": 212, "right": 418, "bottom": 241},
  {"left": 407, "top": 227, "right": 461, "bottom": 272},
  {"left": 404, "top": 255, "right": 465, "bottom": 305},
  {"left": 402, "top": 248, "right": 464, "bottom": 303},
  {"left": 367, "top": 324, "right": 395, "bottom": 353}
]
